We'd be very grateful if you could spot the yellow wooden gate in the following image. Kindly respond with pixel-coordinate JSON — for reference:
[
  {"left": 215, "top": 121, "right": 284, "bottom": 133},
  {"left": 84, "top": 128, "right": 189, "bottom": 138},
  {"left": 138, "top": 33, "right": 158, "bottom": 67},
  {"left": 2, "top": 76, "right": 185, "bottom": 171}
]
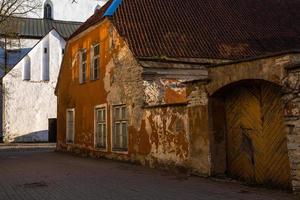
[{"left": 225, "top": 82, "right": 291, "bottom": 189}]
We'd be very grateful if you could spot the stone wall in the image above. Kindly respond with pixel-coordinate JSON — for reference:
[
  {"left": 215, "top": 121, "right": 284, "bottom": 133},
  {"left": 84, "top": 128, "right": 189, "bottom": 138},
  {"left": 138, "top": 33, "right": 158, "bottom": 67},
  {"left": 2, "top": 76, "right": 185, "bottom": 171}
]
[{"left": 282, "top": 66, "right": 300, "bottom": 192}]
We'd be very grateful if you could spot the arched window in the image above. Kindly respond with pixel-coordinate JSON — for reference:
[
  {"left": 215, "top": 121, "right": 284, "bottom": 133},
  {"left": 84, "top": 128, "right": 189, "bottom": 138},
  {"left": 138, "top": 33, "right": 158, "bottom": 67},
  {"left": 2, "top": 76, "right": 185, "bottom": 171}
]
[
  {"left": 94, "top": 5, "right": 101, "bottom": 13},
  {"left": 44, "top": 3, "right": 52, "bottom": 19},
  {"left": 23, "top": 56, "right": 31, "bottom": 81}
]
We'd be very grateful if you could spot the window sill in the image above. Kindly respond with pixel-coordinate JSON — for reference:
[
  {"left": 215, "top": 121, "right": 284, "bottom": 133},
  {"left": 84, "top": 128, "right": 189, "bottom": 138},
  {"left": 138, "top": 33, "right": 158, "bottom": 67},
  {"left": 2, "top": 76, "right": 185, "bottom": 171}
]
[
  {"left": 94, "top": 146, "right": 108, "bottom": 152},
  {"left": 41, "top": 80, "right": 50, "bottom": 83},
  {"left": 90, "top": 78, "right": 100, "bottom": 82},
  {"left": 112, "top": 148, "right": 128, "bottom": 154}
]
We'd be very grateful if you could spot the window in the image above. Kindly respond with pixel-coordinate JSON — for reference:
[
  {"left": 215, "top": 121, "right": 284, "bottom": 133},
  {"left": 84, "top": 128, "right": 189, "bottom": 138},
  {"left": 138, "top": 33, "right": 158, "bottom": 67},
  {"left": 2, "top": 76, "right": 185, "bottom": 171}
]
[
  {"left": 79, "top": 49, "right": 87, "bottom": 83},
  {"left": 44, "top": 3, "right": 52, "bottom": 19},
  {"left": 113, "top": 105, "right": 128, "bottom": 151},
  {"left": 22, "top": 56, "right": 31, "bottom": 81},
  {"left": 66, "top": 109, "right": 75, "bottom": 144},
  {"left": 91, "top": 44, "right": 100, "bottom": 80},
  {"left": 42, "top": 45, "right": 49, "bottom": 81},
  {"left": 109, "top": 26, "right": 114, "bottom": 49},
  {"left": 95, "top": 106, "right": 106, "bottom": 149}
]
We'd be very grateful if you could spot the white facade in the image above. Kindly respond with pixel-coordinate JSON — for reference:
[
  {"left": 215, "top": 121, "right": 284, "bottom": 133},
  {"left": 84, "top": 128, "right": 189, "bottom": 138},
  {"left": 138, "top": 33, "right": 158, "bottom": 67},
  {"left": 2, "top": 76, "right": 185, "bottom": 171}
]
[
  {"left": 27, "top": 0, "right": 108, "bottom": 22},
  {"left": 0, "top": 0, "right": 104, "bottom": 71},
  {"left": 3, "top": 30, "right": 66, "bottom": 142}
]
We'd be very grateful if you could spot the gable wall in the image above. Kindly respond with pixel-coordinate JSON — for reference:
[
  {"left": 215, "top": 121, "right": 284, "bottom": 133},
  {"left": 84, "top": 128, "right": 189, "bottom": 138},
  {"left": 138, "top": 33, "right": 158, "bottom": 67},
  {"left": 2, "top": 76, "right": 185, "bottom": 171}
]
[
  {"left": 56, "top": 18, "right": 204, "bottom": 169},
  {"left": 2, "top": 30, "right": 65, "bottom": 142}
]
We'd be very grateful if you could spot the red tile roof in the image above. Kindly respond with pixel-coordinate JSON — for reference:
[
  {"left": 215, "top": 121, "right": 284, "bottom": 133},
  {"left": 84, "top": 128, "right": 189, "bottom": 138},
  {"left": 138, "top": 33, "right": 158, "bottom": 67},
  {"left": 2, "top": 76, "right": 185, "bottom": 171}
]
[{"left": 70, "top": 0, "right": 300, "bottom": 60}]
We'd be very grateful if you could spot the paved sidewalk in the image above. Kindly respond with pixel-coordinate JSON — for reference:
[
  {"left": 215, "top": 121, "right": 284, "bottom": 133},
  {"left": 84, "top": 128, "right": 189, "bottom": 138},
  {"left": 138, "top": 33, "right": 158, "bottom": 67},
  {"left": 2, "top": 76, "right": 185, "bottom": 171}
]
[
  {"left": 0, "top": 143, "right": 56, "bottom": 151},
  {"left": 0, "top": 147, "right": 298, "bottom": 200}
]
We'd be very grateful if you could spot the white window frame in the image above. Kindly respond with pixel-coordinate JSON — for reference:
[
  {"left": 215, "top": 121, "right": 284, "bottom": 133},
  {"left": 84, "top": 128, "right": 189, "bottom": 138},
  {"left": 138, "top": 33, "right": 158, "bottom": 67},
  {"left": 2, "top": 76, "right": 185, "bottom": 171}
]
[
  {"left": 90, "top": 44, "right": 100, "bottom": 80},
  {"left": 66, "top": 108, "right": 75, "bottom": 144},
  {"left": 111, "top": 104, "right": 128, "bottom": 153},
  {"left": 94, "top": 104, "right": 108, "bottom": 151},
  {"left": 79, "top": 49, "right": 87, "bottom": 84}
]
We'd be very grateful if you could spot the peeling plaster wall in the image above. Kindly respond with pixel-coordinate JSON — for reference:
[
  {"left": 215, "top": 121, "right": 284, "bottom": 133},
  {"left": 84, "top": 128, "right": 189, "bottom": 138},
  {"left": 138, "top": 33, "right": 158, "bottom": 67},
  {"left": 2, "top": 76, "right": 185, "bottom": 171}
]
[
  {"left": 133, "top": 106, "right": 189, "bottom": 168},
  {"left": 56, "top": 19, "right": 144, "bottom": 158},
  {"left": 186, "top": 84, "right": 211, "bottom": 175},
  {"left": 3, "top": 30, "right": 65, "bottom": 142},
  {"left": 56, "top": 19, "right": 197, "bottom": 170},
  {"left": 143, "top": 79, "right": 187, "bottom": 105}
]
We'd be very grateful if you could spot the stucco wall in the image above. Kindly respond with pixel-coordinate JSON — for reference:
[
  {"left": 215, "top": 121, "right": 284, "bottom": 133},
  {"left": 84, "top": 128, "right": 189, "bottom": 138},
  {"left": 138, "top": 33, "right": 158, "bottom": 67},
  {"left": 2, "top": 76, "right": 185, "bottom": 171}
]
[
  {"left": 56, "top": 19, "right": 199, "bottom": 170},
  {"left": 3, "top": 30, "right": 65, "bottom": 142}
]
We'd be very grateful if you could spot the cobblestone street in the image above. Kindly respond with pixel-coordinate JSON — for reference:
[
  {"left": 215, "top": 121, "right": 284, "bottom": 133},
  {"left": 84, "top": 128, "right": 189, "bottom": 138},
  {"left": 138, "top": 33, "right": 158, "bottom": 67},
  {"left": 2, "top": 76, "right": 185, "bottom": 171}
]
[{"left": 0, "top": 145, "right": 298, "bottom": 200}]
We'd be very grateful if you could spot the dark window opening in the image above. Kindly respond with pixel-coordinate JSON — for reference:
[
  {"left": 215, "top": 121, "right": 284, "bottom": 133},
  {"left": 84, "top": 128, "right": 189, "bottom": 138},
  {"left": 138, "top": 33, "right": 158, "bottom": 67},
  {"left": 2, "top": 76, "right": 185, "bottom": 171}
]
[{"left": 44, "top": 4, "right": 52, "bottom": 19}]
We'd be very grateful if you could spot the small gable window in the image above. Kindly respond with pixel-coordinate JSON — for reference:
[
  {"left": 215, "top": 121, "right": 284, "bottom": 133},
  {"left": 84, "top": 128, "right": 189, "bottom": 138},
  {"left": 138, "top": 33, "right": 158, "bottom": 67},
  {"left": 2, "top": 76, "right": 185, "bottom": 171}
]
[
  {"left": 22, "top": 56, "right": 31, "bottom": 81},
  {"left": 44, "top": 3, "right": 52, "bottom": 19}
]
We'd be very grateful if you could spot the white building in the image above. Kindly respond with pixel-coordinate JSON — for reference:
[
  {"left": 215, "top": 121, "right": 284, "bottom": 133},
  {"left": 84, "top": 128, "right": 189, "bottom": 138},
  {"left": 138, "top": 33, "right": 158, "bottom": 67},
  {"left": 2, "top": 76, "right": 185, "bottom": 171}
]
[
  {"left": 1, "top": 0, "right": 107, "bottom": 71},
  {"left": 3, "top": 30, "right": 65, "bottom": 142},
  {"left": 28, "top": 0, "right": 107, "bottom": 22},
  {"left": 1, "top": 0, "right": 106, "bottom": 142}
]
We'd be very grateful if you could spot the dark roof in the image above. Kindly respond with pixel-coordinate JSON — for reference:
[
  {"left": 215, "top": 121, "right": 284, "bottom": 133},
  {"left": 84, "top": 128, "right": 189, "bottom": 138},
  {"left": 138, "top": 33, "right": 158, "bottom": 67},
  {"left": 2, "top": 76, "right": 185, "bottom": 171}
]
[
  {"left": 70, "top": 0, "right": 300, "bottom": 60},
  {"left": 2, "top": 17, "right": 82, "bottom": 39}
]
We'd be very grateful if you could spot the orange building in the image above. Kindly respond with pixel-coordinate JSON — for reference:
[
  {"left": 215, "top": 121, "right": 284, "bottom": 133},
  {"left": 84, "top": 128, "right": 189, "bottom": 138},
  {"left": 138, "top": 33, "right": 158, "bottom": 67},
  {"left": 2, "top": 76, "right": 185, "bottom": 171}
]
[
  {"left": 55, "top": 0, "right": 204, "bottom": 164},
  {"left": 56, "top": 0, "right": 300, "bottom": 192}
]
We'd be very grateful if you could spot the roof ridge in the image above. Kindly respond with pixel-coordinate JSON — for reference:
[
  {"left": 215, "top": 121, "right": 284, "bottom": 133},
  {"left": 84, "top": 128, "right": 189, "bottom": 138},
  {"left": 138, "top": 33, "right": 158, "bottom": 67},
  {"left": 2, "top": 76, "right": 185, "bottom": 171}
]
[{"left": 11, "top": 16, "right": 83, "bottom": 25}]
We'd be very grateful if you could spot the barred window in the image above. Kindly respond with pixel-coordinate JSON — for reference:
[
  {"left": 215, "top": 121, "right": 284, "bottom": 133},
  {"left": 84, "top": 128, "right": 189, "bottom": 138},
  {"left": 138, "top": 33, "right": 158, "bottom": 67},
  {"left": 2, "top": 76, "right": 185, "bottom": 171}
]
[
  {"left": 95, "top": 107, "right": 106, "bottom": 149},
  {"left": 113, "top": 105, "right": 128, "bottom": 151}
]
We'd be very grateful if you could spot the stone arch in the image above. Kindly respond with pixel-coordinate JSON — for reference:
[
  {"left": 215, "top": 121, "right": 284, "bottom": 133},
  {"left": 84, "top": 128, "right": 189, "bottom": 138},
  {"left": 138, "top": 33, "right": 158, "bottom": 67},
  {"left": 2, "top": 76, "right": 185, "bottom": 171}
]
[{"left": 205, "top": 58, "right": 287, "bottom": 96}]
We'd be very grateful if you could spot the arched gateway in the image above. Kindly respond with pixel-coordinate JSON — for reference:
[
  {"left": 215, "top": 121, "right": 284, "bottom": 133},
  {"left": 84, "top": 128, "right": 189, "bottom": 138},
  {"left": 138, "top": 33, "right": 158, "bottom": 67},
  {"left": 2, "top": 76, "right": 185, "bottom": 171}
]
[
  {"left": 210, "top": 80, "right": 291, "bottom": 189},
  {"left": 186, "top": 54, "right": 300, "bottom": 191}
]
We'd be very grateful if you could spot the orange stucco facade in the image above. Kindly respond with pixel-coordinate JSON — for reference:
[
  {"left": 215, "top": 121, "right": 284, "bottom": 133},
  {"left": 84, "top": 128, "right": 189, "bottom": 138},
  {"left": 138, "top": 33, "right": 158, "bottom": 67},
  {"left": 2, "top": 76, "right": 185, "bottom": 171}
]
[
  {"left": 57, "top": 19, "right": 115, "bottom": 152},
  {"left": 56, "top": 18, "right": 192, "bottom": 168}
]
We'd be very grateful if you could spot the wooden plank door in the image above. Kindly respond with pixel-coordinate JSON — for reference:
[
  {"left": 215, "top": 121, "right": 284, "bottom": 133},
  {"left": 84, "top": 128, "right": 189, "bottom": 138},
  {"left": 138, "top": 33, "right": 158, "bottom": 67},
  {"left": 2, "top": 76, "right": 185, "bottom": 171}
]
[{"left": 225, "top": 82, "right": 291, "bottom": 188}]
